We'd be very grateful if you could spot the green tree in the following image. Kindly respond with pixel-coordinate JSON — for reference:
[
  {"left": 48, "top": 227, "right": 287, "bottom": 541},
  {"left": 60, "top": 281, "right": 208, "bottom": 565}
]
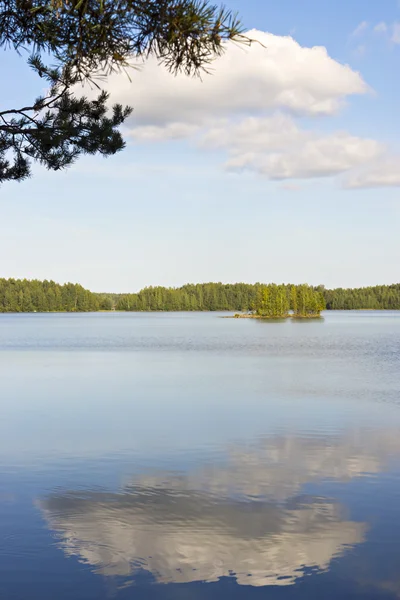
[
  {"left": 0, "top": 0, "right": 243, "bottom": 183},
  {"left": 290, "top": 285, "right": 297, "bottom": 314},
  {"left": 292, "top": 284, "right": 325, "bottom": 317},
  {"left": 254, "top": 284, "right": 289, "bottom": 318}
]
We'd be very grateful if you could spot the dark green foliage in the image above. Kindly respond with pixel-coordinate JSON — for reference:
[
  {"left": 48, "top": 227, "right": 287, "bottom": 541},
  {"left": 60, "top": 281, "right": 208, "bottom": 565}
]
[
  {"left": 0, "top": 0, "right": 244, "bottom": 183},
  {"left": 116, "top": 283, "right": 325, "bottom": 315},
  {"left": 320, "top": 284, "right": 400, "bottom": 310},
  {"left": 116, "top": 283, "right": 400, "bottom": 314},
  {"left": 1, "top": 279, "right": 400, "bottom": 313},
  {"left": 0, "top": 0, "right": 243, "bottom": 80},
  {"left": 0, "top": 69, "right": 132, "bottom": 181},
  {"left": 97, "top": 295, "right": 115, "bottom": 311},
  {"left": 115, "top": 283, "right": 261, "bottom": 312},
  {"left": 0, "top": 278, "right": 99, "bottom": 312}
]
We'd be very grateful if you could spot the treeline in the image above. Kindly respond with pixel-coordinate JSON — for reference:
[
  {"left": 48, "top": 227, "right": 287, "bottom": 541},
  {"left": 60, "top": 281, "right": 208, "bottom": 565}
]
[
  {"left": 1, "top": 279, "right": 400, "bottom": 313},
  {"left": 115, "top": 283, "right": 400, "bottom": 312},
  {"left": 116, "top": 283, "right": 259, "bottom": 312},
  {"left": 0, "top": 278, "right": 110, "bottom": 313},
  {"left": 321, "top": 285, "right": 400, "bottom": 310},
  {"left": 117, "top": 283, "right": 325, "bottom": 317}
]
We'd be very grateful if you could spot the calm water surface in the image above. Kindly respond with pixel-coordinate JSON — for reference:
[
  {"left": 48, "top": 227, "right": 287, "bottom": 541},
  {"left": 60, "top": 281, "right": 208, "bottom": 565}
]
[{"left": 1, "top": 311, "right": 400, "bottom": 599}]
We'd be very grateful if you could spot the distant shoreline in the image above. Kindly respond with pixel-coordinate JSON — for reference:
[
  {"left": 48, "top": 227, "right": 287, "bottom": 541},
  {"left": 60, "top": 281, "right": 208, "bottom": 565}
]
[
  {"left": 2, "top": 279, "right": 400, "bottom": 313},
  {"left": 0, "top": 309, "right": 399, "bottom": 315},
  {"left": 224, "top": 313, "right": 323, "bottom": 320}
]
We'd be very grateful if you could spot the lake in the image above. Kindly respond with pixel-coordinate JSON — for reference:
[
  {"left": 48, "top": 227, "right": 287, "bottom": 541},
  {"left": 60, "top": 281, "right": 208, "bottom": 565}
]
[{"left": 1, "top": 311, "right": 400, "bottom": 599}]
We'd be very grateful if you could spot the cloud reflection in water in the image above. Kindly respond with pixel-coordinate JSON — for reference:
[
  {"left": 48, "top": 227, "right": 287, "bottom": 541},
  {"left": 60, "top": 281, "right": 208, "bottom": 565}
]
[{"left": 38, "top": 428, "right": 400, "bottom": 587}]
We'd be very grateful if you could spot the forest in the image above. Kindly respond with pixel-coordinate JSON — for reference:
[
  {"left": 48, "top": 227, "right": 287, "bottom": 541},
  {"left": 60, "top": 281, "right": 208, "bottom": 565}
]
[
  {"left": 320, "top": 285, "right": 400, "bottom": 310},
  {"left": 116, "top": 282, "right": 325, "bottom": 317},
  {"left": 114, "top": 283, "right": 400, "bottom": 313},
  {"left": 0, "top": 278, "right": 109, "bottom": 313},
  {"left": 0, "top": 278, "right": 400, "bottom": 313}
]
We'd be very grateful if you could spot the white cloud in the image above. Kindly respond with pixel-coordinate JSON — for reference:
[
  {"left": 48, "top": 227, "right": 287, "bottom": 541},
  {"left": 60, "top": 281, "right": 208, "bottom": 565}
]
[
  {"left": 130, "top": 122, "right": 200, "bottom": 142},
  {"left": 343, "top": 157, "right": 400, "bottom": 188},
  {"left": 130, "top": 114, "right": 384, "bottom": 182},
  {"left": 202, "top": 114, "right": 384, "bottom": 180},
  {"left": 392, "top": 22, "right": 400, "bottom": 44},
  {"left": 92, "top": 28, "right": 400, "bottom": 186},
  {"left": 374, "top": 21, "right": 388, "bottom": 34},
  {"left": 350, "top": 21, "right": 369, "bottom": 38},
  {"left": 371, "top": 21, "right": 400, "bottom": 43},
  {"left": 110, "top": 29, "right": 368, "bottom": 128}
]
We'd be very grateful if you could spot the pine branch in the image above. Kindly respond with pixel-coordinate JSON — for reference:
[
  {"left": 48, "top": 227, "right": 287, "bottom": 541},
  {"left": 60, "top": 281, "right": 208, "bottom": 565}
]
[{"left": 0, "top": 0, "right": 244, "bottom": 183}]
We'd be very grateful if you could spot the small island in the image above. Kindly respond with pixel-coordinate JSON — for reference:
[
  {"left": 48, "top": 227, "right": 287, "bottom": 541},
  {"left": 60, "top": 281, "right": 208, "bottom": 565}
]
[{"left": 231, "top": 284, "right": 325, "bottom": 319}]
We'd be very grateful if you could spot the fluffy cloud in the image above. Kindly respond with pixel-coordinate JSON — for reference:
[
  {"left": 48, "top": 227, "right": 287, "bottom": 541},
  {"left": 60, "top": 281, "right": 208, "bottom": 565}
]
[
  {"left": 114, "top": 29, "right": 368, "bottom": 128},
  {"left": 130, "top": 122, "right": 200, "bottom": 142},
  {"left": 96, "top": 29, "right": 398, "bottom": 185},
  {"left": 202, "top": 114, "right": 383, "bottom": 179},
  {"left": 343, "top": 157, "right": 400, "bottom": 188},
  {"left": 130, "top": 114, "right": 384, "bottom": 182}
]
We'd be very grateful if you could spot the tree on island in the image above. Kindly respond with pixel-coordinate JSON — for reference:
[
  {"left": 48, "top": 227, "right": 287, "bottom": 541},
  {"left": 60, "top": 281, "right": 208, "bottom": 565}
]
[
  {"left": 255, "top": 285, "right": 290, "bottom": 318},
  {"left": 0, "top": 0, "right": 243, "bottom": 183},
  {"left": 292, "top": 284, "right": 325, "bottom": 318},
  {"left": 255, "top": 284, "right": 325, "bottom": 318}
]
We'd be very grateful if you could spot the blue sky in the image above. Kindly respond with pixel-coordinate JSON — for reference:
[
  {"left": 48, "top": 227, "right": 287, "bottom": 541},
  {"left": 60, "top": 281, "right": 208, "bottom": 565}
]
[{"left": 1, "top": 0, "right": 400, "bottom": 292}]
